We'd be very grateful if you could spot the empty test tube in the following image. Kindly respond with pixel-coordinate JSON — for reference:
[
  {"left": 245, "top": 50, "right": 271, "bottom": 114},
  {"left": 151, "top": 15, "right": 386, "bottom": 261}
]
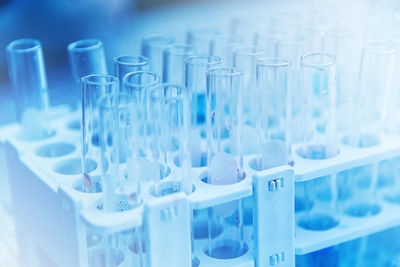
[
  {"left": 163, "top": 43, "right": 195, "bottom": 84},
  {"left": 186, "top": 27, "right": 220, "bottom": 54},
  {"left": 348, "top": 41, "right": 396, "bottom": 146},
  {"left": 210, "top": 35, "right": 242, "bottom": 67},
  {"left": 185, "top": 55, "right": 221, "bottom": 167},
  {"left": 98, "top": 93, "right": 142, "bottom": 211},
  {"left": 68, "top": 39, "right": 107, "bottom": 105},
  {"left": 233, "top": 46, "right": 266, "bottom": 155},
  {"left": 6, "top": 39, "right": 51, "bottom": 140},
  {"left": 149, "top": 84, "right": 191, "bottom": 195},
  {"left": 206, "top": 67, "right": 246, "bottom": 259},
  {"left": 299, "top": 52, "right": 338, "bottom": 160},
  {"left": 123, "top": 71, "right": 160, "bottom": 187},
  {"left": 81, "top": 74, "right": 119, "bottom": 193},
  {"left": 141, "top": 35, "right": 174, "bottom": 80},
  {"left": 113, "top": 55, "right": 149, "bottom": 90},
  {"left": 256, "top": 58, "right": 291, "bottom": 170}
]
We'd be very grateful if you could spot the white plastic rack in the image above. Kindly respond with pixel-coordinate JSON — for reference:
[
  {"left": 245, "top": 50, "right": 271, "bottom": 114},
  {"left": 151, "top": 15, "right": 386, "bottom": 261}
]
[{"left": 0, "top": 106, "right": 294, "bottom": 267}]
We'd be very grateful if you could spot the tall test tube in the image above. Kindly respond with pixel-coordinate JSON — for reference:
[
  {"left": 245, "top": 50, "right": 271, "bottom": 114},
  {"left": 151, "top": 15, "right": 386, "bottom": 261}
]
[
  {"left": 81, "top": 75, "right": 119, "bottom": 193},
  {"left": 123, "top": 71, "right": 160, "bottom": 191},
  {"left": 149, "top": 84, "right": 191, "bottom": 195},
  {"left": 233, "top": 46, "right": 266, "bottom": 155},
  {"left": 299, "top": 52, "right": 337, "bottom": 160},
  {"left": 6, "top": 39, "right": 51, "bottom": 140},
  {"left": 114, "top": 55, "right": 149, "bottom": 90},
  {"left": 141, "top": 35, "right": 174, "bottom": 80},
  {"left": 68, "top": 39, "right": 107, "bottom": 105},
  {"left": 256, "top": 58, "right": 291, "bottom": 170},
  {"left": 163, "top": 44, "right": 195, "bottom": 84},
  {"left": 206, "top": 67, "right": 246, "bottom": 259},
  {"left": 186, "top": 55, "right": 221, "bottom": 167}
]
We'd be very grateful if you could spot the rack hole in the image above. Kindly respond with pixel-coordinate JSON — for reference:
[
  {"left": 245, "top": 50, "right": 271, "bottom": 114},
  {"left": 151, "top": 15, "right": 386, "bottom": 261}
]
[
  {"left": 54, "top": 158, "right": 96, "bottom": 175},
  {"left": 35, "top": 142, "right": 75, "bottom": 158},
  {"left": 298, "top": 214, "right": 339, "bottom": 231},
  {"left": 296, "top": 145, "right": 339, "bottom": 160},
  {"left": 344, "top": 203, "right": 381, "bottom": 217},
  {"left": 341, "top": 134, "right": 380, "bottom": 148},
  {"left": 204, "top": 240, "right": 248, "bottom": 259}
]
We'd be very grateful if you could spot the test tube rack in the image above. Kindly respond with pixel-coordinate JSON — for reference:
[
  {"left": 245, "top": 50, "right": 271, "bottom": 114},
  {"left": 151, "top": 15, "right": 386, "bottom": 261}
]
[{"left": 0, "top": 106, "right": 294, "bottom": 267}]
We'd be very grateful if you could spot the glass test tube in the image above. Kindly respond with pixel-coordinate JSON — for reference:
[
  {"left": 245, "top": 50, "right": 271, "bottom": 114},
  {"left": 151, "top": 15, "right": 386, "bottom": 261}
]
[
  {"left": 324, "top": 27, "right": 360, "bottom": 133},
  {"left": 68, "top": 39, "right": 107, "bottom": 105},
  {"left": 98, "top": 93, "right": 143, "bottom": 211},
  {"left": 347, "top": 41, "right": 396, "bottom": 146},
  {"left": 233, "top": 46, "right": 266, "bottom": 155},
  {"left": 123, "top": 71, "right": 160, "bottom": 187},
  {"left": 186, "top": 55, "right": 221, "bottom": 168},
  {"left": 210, "top": 35, "right": 242, "bottom": 67},
  {"left": 186, "top": 27, "right": 220, "bottom": 54},
  {"left": 141, "top": 35, "right": 174, "bottom": 81},
  {"left": 163, "top": 43, "right": 195, "bottom": 84},
  {"left": 95, "top": 93, "right": 144, "bottom": 267},
  {"left": 81, "top": 75, "right": 119, "bottom": 193},
  {"left": 206, "top": 67, "right": 246, "bottom": 259},
  {"left": 276, "top": 35, "right": 308, "bottom": 143},
  {"left": 114, "top": 55, "right": 149, "bottom": 90},
  {"left": 387, "top": 32, "right": 400, "bottom": 134},
  {"left": 149, "top": 84, "right": 191, "bottom": 195},
  {"left": 299, "top": 52, "right": 337, "bottom": 160},
  {"left": 6, "top": 39, "right": 51, "bottom": 140},
  {"left": 256, "top": 58, "right": 291, "bottom": 170},
  {"left": 230, "top": 15, "right": 261, "bottom": 45}
]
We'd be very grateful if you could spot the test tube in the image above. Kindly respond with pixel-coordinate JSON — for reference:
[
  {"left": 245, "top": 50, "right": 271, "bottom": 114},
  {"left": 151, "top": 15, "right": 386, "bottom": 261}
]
[
  {"left": 123, "top": 71, "right": 160, "bottom": 184},
  {"left": 230, "top": 15, "right": 261, "bottom": 45},
  {"left": 276, "top": 35, "right": 308, "bottom": 143},
  {"left": 186, "top": 27, "right": 220, "bottom": 54},
  {"left": 206, "top": 67, "right": 246, "bottom": 259},
  {"left": 210, "top": 35, "right": 242, "bottom": 67},
  {"left": 324, "top": 27, "right": 360, "bottom": 132},
  {"left": 141, "top": 34, "right": 174, "bottom": 80},
  {"left": 113, "top": 55, "right": 149, "bottom": 90},
  {"left": 68, "top": 39, "right": 107, "bottom": 105},
  {"left": 255, "top": 58, "right": 291, "bottom": 170},
  {"left": 346, "top": 41, "right": 396, "bottom": 146},
  {"left": 233, "top": 46, "right": 266, "bottom": 155},
  {"left": 299, "top": 52, "right": 338, "bottom": 160},
  {"left": 98, "top": 93, "right": 143, "bottom": 211},
  {"left": 163, "top": 43, "right": 195, "bottom": 84},
  {"left": 149, "top": 84, "right": 191, "bottom": 195},
  {"left": 6, "top": 39, "right": 51, "bottom": 140},
  {"left": 185, "top": 55, "right": 221, "bottom": 167},
  {"left": 81, "top": 74, "right": 118, "bottom": 193}
]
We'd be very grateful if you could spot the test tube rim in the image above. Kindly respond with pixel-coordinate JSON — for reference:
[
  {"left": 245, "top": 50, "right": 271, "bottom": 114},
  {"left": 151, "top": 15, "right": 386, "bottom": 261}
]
[
  {"left": 141, "top": 34, "right": 175, "bottom": 48},
  {"left": 165, "top": 43, "right": 195, "bottom": 56},
  {"left": 149, "top": 83, "right": 188, "bottom": 102},
  {"left": 7, "top": 38, "right": 42, "bottom": 54},
  {"left": 123, "top": 70, "right": 160, "bottom": 89},
  {"left": 185, "top": 54, "right": 221, "bottom": 66},
  {"left": 256, "top": 57, "right": 291, "bottom": 68},
  {"left": 113, "top": 55, "right": 149, "bottom": 67},
  {"left": 81, "top": 74, "right": 119, "bottom": 86},
  {"left": 301, "top": 52, "right": 336, "bottom": 69},
  {"left": 363, "top": 40, "right": 398, "bottom": 55},
  {"left": 67, "top": 39, "right": 103, "bottom": 52},
  {"left": 207, "top": 67, "right": 243, "bottom": 77},
  {"left": 232, "top": 45, "right": 267, "bottom": 57}
]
